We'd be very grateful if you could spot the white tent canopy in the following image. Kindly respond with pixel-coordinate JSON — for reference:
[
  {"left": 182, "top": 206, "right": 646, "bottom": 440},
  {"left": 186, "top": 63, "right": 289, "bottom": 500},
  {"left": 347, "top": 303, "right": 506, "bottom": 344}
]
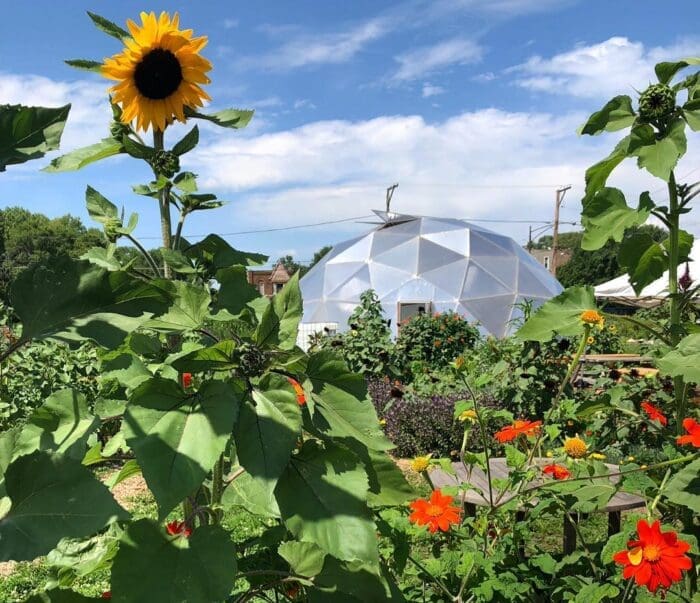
[
  {"left": 299, "top": 211, "right": 563, "bottom": 338},
  {"left": 595, "top": 241, "right": 699, "bottom": 306}
]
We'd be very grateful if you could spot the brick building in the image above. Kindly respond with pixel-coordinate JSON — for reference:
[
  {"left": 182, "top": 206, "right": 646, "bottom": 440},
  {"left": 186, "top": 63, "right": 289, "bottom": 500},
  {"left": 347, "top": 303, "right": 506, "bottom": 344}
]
[{"left": 246, "top": 262, "right": 291, "bottom": 297}]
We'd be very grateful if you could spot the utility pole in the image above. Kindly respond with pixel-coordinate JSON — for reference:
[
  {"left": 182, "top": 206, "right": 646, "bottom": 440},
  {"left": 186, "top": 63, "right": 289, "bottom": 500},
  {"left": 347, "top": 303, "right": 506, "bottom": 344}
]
[
  {"left": 527, "top": 225, "right": 533, "bottom": 252},
  {"left": 385, "top": 183, "right": 399, "bottom": 212},
  {"left": 551, "top": 185, "right": 571, "bottom": 275}
]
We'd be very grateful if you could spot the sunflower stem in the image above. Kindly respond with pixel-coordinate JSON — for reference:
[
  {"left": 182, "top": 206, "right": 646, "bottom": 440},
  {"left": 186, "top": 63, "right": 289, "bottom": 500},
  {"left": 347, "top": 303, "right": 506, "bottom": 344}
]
[
  {"left": 153, "top": 129, "right": 173, "bottom": 278},
  {"left": 125, "top": 233, "right": 160, "bottom": 277}
]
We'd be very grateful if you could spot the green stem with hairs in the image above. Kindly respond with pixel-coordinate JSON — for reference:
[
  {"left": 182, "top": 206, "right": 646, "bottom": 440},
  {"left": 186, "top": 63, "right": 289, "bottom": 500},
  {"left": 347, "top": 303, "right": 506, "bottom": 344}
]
[
  {"left": 153, "top": 129, "right": 173, "bottom": 278},
  {"left": 126, "top": 234, "right": 160, "bottom": 276}
]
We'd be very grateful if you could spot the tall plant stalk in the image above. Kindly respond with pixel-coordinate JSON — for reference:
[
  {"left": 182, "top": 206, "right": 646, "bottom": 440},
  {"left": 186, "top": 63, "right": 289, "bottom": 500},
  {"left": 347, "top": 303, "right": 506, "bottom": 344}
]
[{"left": 153, "top": 129, "right": 173, "bottom": 278}]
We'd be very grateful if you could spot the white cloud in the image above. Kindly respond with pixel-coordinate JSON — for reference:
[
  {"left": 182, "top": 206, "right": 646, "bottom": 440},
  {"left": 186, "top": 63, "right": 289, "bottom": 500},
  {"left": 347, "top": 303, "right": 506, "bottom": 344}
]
[
  {"left": 426, "top": 0, "right": 578, "bottom": 18},
  {"left": 294, "top": 99, "right": 317, "bottom": 110},
  {"left": 223, "top": 19, "right": 239, "bottom": 29},
  {"left": 191, "top": 108, "right": 700, "bottom": 244},
  {"left": 422, "top": 83, "right": 445, "bottom": 97},
  {"left": 392, "top": 38, "right": 483, "bottom": 82},
  {"left": 0, "top": 73, "right": 111, "bottom": 151},
  {"left": 512, "top": 36, "right": 700, "bottom": 99},
  {"left": 244, "top": 18, "right": 390, "bottom": 70}
]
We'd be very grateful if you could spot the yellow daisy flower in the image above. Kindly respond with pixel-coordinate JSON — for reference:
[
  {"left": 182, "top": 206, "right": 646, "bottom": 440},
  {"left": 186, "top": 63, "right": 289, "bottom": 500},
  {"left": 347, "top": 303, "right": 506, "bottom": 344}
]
[
  {"left": 564, "top": 436, "right": 588, "bottom": 459},
  {"left": 411, "top": 454, "right": 432, "bottom": 473},
  {"left": 102, "top": 11, "right": 212, "bottom": 132},
  {"left": 458, "top": 409, "right": 478, "bottom": 423}
]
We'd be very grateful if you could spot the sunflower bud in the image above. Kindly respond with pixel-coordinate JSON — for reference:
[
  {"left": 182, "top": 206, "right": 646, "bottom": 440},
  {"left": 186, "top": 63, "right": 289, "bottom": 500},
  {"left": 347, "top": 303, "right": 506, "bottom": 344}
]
[
  {"left": 149, "top": 150, "right": 180, "bottom": 178},
  {"left": 237, "top": 342, "right": 269, "bottom": 377},
  {"left": 638, "top": 83, "right": 676, "bottom": 122},
  {"left": 104, "top": 217, "right": 123, "bottom": 243},
  {"left": 110, "top": 120, "right": 131, "bottom": 140}
]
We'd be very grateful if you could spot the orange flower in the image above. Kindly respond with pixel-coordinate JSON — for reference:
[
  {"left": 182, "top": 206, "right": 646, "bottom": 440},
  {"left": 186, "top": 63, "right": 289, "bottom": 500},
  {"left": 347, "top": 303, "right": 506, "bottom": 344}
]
[
  {"left": 542, "top": 464, "right": 570, "bottom": 480},
  {"left": 182, "top": 372, "right": 192, "bottom": 389},
  {"left": 287, "top": 377, "right": 306, "bottom": 406},
  {"left": 166, "top": 520, "right": 191, "bottom": 538},
  {"left": 613, "top": 519, "right": 692, "bottom": 594},
  {"left": 101, "top": 593, "right": 112, "bottom": 600},
  {"left": 640, "top": 401, "right": 667, "bottom": 426},
  {"left": 494, "top": 420, "right": 542, "bottom": 443},
  {"left": 409, "top": 490, "right": 461, "bottom": 533},
  {"left": 676, "top": 418, "right": 700, "bottom": 448},
  {"left": 580, "top": 309, "right": 604, "bottom": 328}
]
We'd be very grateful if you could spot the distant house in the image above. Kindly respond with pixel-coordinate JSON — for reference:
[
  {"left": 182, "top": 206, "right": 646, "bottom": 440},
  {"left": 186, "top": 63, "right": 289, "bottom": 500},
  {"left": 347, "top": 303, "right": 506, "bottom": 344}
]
[
  {"left": 529, "top": 248, "right": 572, "bottom": 274},
  {"left": 246, "top": 262, "right": 291, "bottom": 297}
]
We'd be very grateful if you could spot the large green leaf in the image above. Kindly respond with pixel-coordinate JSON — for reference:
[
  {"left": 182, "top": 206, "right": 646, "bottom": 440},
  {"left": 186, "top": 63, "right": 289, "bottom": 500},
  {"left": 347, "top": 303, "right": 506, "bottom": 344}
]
[
  {"left": 278, "top": 540, "right": 327, "bottom": 577},
  {"left": 43, "top": 137, "right": 123, "bottom": 172},
  {"left": 517, "top": 286, "right": 597, "bottom": 342},
  {"left": 655, "top": 57, "right": 700, "bottom": 84},
  {"left": 145, "top": 280, "right": 211, "bottom": 332},
  {"left": 10, "top": 257, "right": 172, "bottom": 348},
  {"left": 312, "top": 557, "right": 397, "bottom": 601},
  {"left": 86, "top": 11, "right": 129, "bottom": 40},
  {"left": 254, "top": 272, "right": 303, "bottom": 349},
  {"left": 658, "top": 334, "right": 700, "bottom": 382},
  {"left": 110, "top": 520, "right": 237, "bottom": 603},
  {"left": 221, "top": 470, "right": 280, "bottom": 518},
  {"left": 124, "top": 378, "right": 242, "bottom": 518},
  {"left": 618, "top": 233, "right": 667, "bottom": 295},
  {"left": 307, "top": 351, "right": 393, "bottom": 451},
  {"left": 275, "top": 440, "right": 378, "bottom": 564},
  {"left": 0, "top": 451, "right": 127, "bottom": 561},
  {"left": 171, "top": 125, "right": 199, "bottom": 156},
  {"left": 629, "top": 119, "right": 687, "bottom": 181},
  {"left": 233, "top": 374, "right": 302, "bottom": 504},
  {"left": 683, "top": 97, "right": 700, "bottom": 131},
  {"left": 579, "top": 96, "right": 635, "bottom": 135},
  {"left": 581, "top": 188, "right": 653, "bottom": 250},
  {"left": 664, "top": 458, "right": 700, "bottom": 513},
  {"left": 213, "top": 266, "right": 259, "bottom": 317},
  {"left": 184, "top": 107, "right": 254, "bottom": 129},
  {"left": 583, "top": 135, "right": 630, "bottom": 202},
  {"left": 100, "top": 351, "right": 152, "bottom": 390},
  {"left": 0, "top": 104, "right": 70, "bottom": 171},
  {"left": 85, "top": 186, "right": 118, "bottom": 225},
  {"left": 354, "top": 447, "right": 414, "bottom": 507},
  {"left": 171, "top": 340, "right": 238, "bottom": 373},
  {"left": 13, "top": 389, "right": 98, "bottom": 461},
  {"left": 183, "top": 234, "right": 267, "bottom": 276}
]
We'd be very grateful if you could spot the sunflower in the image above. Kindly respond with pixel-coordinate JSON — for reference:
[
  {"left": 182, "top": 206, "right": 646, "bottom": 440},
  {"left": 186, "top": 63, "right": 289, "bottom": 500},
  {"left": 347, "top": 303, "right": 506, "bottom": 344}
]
[{"left": 102, "top": 12, "right": 212, "bottom": 132}]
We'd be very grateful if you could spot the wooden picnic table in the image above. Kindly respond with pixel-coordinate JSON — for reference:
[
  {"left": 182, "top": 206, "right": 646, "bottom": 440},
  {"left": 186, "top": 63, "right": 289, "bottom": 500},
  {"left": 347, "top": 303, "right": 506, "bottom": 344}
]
[
  {"left": 430, "top": 458, "right": 645, "bottom": 554},
  {"left": 579, "top": 353, "right": 653, "bottom": 365}
]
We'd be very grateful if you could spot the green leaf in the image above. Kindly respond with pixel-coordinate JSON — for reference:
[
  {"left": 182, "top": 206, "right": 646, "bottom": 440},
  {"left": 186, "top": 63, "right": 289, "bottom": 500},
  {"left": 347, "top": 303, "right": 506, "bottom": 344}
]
[
  {"left": 275, "top": 440, "right": 378, "bottom": 564},
  {"left": 85, "top": 186, "right": 119, "bottom": 225},
  {"left": 312, "top": 555, "right": 392, "bottom": 601},
  {"left": 121, "top": 135, "right": 153, "bottom": 160},
  {"left": 658, "top": 334, "right": 700, "bottom": 382},
  {"left": 0, "top": 104, "right": 70, "bottom": 171},
  {"left": 172, "top": 125, "right": 199, "bottom": 156},
  {"left": 278, "top": 541, "right": 327, "bottom": 577},
  {"left": 221, "top": 470, "right": 280, "bottom": 518},
  {"left": 159, "top": 249, "right": 199, "bottom": 275},
  {"left": 184, "top": 107, "right": 254, "bottom": 129},
  {"left": 664, "top": 458, "right": 700, "bottom": 513},
  {"left": 583, "top": 135, "right": 630, "bottom": 202},
  {"left": 173, "top": 171, "right": 197, "bottom": 192},
  {"left": 13, "top": 389, "right": 98, "bottom": 461},
  {"left": 682, "top": 97, "right": 700, "bottom": 131},
  {"left": 571, "top": 485, "right": 615, "bottom": 513},
  {"left": 573, "top": 583, "right": 620, "bottom": 603},
  {"left": 579, "top": 95, "right": 635, "bottom": 135},
  {"left": 254, "top": 272, "right": 303, "bottom": 349},
  {"left": 124, "top": 378, "right": 242, "bottom": 518},
  {"left": 233, "top": 374, "right": 302, "bottom": 502},
  {"left": 0, "top": 451, "right": 127, "bottom": 561},
  {"left": 183, "top": 234, "right": 267, "bottom": 275},
  {"left": 214, "top": 266, "right": 259, "bottom": 316},
  {"left": 306, "top": 350, "right": 393, "bottom": 451},
  {"left": 581, "top": 188, "right": 653, "bottom": 250},
  {"left": 64, "top": 59, "right": 103, "bottom": 73},
  {"left": 106, "top": 459, "right": 141, "bottom": 489},
  {"left": 618, "top": 233, "right": 666, "bottom": 295},
  {"left": 655, "top": 58, "right": 700, "bottom": 84},
  {"left": 100, "top": 351, "right": 152, "bottom": 390},
  {"left": 110, "top": 520, "right": 237, "bottom": 603},
  {"left": 358, "top": 448, "right": 415, "bottom": 507},
  {"left": 43, "top": 137, "right": 123, "bottom": 172},
  {"left": 23, "top": 588, "right": 99, "bottom": 602},
  {"left": 81, "top": 245, "right": 126, "bottom": 271},
  {"left": 516, "top": 286, "right": 597, "bottom": 342},
  {"left": 629, "top": 118, "right": 687, "bottom": 181},
  {"left": 171, "top": 340, "right": 238, "bottom": 373},
  {"left": 10, "top": 257, "right": 173, "bottom": 348},
  {"left": 86, "top": 11, "right": 129, "bottom": 40},
  {"left": 145, "top": 280, "right": 211, "bottom": 332}
]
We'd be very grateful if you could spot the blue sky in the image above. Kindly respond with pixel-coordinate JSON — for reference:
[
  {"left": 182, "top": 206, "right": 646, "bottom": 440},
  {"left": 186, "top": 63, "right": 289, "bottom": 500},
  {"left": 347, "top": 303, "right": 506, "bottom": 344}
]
[{"left": 2, "top": 0, "right": 700, "bottom": 264}]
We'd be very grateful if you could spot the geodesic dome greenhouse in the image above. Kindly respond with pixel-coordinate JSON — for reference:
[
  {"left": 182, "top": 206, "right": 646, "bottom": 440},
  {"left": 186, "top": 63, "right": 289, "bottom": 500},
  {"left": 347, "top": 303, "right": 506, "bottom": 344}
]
[{"left": 299, "top": 211, "right": 563, "bottom": 339}]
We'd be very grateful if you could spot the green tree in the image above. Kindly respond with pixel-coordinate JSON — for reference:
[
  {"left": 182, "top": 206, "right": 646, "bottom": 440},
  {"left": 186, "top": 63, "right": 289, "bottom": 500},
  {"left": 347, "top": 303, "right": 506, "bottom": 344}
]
[
  {"left": 277, "top": 245, "right": 333, "bottom": 277},
  {"left": 0, "top": 207, "right": 105, "bottom": 299},
  {"left": 557, "top": 224, "right": 666, "bottom": 287}
]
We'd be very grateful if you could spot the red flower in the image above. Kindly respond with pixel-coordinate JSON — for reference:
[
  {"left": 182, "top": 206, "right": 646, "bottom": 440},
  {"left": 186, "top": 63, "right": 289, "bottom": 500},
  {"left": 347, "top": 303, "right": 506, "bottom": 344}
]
[
  {"left": 409, "top": 490, "right": 461, "bottom": 533},
  {"left": 542, "top": 464, "right": 570, "bottom": 480},
  {"left": 287, "top": 377, "right": 306, "bottom": 406},
  {"left": 613, "top": 520, "right": 692, "bottom": 593},
  {"left": 677, "top": 418, "right": 700, "bottom": 448},
  {"left": 166, "top": 520, "right": 191, "bottom": 538},
  {"left": 182, "top": 372, "right": 192, "bottom": 389},
  {"left": 494, "top": 420, "right": 542, "bottom": 443},
  {"left": 101, "top": 593, "right": 112, "bottom": 600},
  {"left": 640, "top": 401, "right": 667, "bottom": 426}
]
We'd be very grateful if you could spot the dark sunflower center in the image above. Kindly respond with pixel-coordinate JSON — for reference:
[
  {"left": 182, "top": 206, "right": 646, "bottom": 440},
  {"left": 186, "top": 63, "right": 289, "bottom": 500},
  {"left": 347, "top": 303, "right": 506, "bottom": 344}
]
[{"left": 134, "top": 49, "right": 183, "bottom": 100}]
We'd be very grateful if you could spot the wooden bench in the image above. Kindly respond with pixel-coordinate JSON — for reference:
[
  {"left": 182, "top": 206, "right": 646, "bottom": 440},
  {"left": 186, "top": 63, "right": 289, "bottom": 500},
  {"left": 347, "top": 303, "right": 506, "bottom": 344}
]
[{"left": 430, "top": 457, "right": 645, "bottom": 554}]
